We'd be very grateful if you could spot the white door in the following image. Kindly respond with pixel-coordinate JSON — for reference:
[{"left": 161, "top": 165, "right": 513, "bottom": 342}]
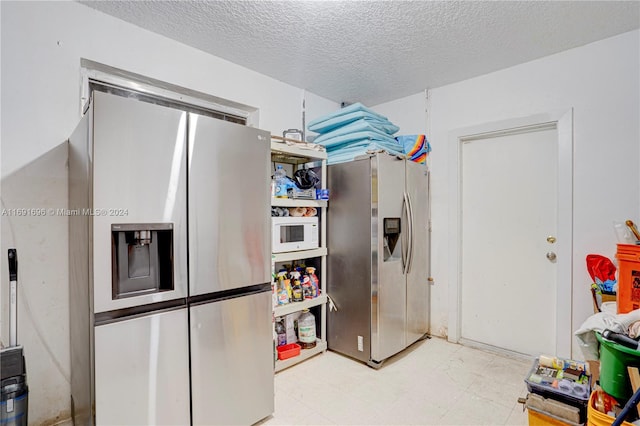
[{"left": 460, "top": 125, "right": 558, "bottom": 356}]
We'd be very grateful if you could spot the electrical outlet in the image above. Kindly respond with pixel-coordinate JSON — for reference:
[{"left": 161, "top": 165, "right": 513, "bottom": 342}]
[{"left": 357, "top": 335, "right": 364, "bottom": 352}]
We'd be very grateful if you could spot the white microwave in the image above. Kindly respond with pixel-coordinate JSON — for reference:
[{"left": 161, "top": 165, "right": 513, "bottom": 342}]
[{"left": 272, "top": 217, "right": 319, "bottom": 253}]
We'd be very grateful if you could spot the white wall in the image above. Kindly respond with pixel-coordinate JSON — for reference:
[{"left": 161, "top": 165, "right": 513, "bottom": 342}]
[
  {"left": 0, "top": 2, "right": 338, "bottom": 423},
  {"left": 373, "top": 92, "right": 429, "bottom": 136},
  {"left": 374, "top": 30, "right": 640, "bottom": 357}
]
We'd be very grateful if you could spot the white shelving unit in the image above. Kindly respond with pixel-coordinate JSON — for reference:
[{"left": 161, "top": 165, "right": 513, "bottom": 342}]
[
  {"left": 272, "top": 248, "right": 327, "bottom": 263},
  {"left": 271, "top": 138, "right": 328, "bottom": 373},
  {"left": 271, "top": 198, "right": 328, "bottom": 208},
  {"left": 274, "top": 294, "right": 328, "bottom": 318}
]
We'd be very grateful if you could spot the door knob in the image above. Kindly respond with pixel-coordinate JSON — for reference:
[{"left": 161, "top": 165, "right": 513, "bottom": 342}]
[
  {"left": 547, "top": 236, "right": 556, "bottom": 244},
  {"left": 546, "top": 252, "right": 557, "bottom": 262}
]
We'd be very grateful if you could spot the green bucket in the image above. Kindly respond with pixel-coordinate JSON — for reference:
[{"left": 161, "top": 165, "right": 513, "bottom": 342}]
[{"left": 596, "top": 331, "right": 640, "bottom": 400}]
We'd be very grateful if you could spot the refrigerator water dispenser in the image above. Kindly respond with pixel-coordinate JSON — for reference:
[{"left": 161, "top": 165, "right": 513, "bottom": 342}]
[
  {"left": 111, "top": 223, "right": 174, "bottom": 299},
  {"left": 383, "top": 217, "right": 401, "bottom": 261}
]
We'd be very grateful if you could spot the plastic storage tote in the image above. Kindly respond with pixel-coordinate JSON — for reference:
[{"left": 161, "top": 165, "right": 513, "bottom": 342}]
[
  {"left": 596, "top": 331, "right": 640, "bottom": 400},
  {"left": 616, "top": 244, "right": 640, "bottom": 314}
]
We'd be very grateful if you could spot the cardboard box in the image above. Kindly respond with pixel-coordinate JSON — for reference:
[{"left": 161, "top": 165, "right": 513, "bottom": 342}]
[
  {"left": 587, "top": 360, "right": 600, "bottom": 384},
  {"left": 602, "top": 292, "right": 617, "bottom": 304}
]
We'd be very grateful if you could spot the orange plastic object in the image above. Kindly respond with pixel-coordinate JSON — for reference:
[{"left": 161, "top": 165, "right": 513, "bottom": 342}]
[
  {"left": 277, "top": 343, "right": 301, "bottom": 360},
  {"left": 616, "top": 244, "right": 640, "bottom": 313}
]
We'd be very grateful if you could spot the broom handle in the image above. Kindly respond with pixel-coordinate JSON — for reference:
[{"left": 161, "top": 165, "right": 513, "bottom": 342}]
[{"left": 625, "top": 220, "right": 640, "bottom": 241}]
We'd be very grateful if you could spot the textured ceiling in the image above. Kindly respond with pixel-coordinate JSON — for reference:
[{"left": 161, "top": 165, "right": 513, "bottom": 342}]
[{"left": 79, "top": 1, "right": 640, "bottom": 106}]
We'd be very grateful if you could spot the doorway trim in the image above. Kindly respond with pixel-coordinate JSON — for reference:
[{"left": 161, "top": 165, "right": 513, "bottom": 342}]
[{"left": 447, "top": 110, "right": 574, "bottom": 358}]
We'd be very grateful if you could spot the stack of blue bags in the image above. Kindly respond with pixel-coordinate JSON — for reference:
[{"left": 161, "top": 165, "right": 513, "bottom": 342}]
[{"left": 308, "top": 103, "right": 403, "bottom": 165}]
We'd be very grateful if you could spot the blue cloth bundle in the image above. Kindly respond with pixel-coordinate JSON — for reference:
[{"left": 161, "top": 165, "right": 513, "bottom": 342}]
[
  {"left": 314, "top": 119, "right": 395, "bottom": 145},
  {"left": 325, "top": 139, "right": 404, "bottom": 165},
  {"left": 308, "top": 103, "right": 399, "bottom": 135},
  {"left": 308, "top": 103, "right": 403, "bottom": 164},
  {"left": 318, "top": 130, "right": 399, "bottom": 150},
  {"left": 395, "top": 134, "right": 431, "bottom": 164}
]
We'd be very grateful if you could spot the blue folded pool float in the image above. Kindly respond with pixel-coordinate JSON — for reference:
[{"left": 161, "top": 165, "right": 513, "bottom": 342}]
[
  {"left": 308, "top": 103, "right": 404, "bottom": 164},
  {"left": 308, "top": 103, "right": 399, "bottom": 135},
  {"left": 326, "top": 143, "right": 404, "bottom": 165},
  {"left": 318, "top": 130, "right": 399, "bottom": 150},
  {"left": 324, "top": 138, "right": 404, "bottom": 165},
  {"left": 308, "top": 102, "right": 386, "bottom": 126},
  {"left": 314, "top": 119, "right": 396, "bottom": 145}
]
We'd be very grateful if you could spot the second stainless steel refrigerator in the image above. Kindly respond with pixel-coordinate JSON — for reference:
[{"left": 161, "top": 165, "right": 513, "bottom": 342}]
[{"left": 327, "top": 152, "right": 430, "bottom": 367}]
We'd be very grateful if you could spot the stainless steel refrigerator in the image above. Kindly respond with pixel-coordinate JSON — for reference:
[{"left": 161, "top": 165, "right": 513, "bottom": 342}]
[
  {"left": 326, "top": 152, "right": 430, "bottom": 367},
  {"left": 69, "top": 89, "right": 273, "bottom": 425}
]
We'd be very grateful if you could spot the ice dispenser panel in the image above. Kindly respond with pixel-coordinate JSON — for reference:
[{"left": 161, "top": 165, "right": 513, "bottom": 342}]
[
  {"left": 383, "top": 217, "right": 401, "bottom": 262},
  {"left": 111, "top": 223, "right": 174, "bottom": 299}
]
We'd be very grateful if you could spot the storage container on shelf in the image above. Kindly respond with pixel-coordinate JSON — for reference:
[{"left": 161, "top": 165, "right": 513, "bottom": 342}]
[
  {"left": 277, "top": 343, "right": 301, "bottom": 360},
  {"left": 275, "top": 320, "right": 286, "bottom": 347},
  {"left": 297, "top": 309, "right": 316, "bottom": 349}
]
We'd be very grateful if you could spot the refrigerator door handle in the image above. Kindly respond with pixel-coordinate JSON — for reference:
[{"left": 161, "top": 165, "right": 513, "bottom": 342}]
[
  {"left": 406, "top": 192, "right": 414, "bottom": 275},
  {"left": 401, "top": 192, "right": 406, "bottom": 271},
  {"left": 402, "top": 192, "right": 410, "bottom": 274}
]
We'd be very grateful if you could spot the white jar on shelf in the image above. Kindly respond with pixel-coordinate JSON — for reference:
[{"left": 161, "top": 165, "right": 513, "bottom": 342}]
[{"left": 298, "top": 309, "right": 316, "bottom": 349}]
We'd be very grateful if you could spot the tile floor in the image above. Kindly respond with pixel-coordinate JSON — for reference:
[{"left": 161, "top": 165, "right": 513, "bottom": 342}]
[{"left": 260, "top": 336, "right": 532, "bottom": 425}]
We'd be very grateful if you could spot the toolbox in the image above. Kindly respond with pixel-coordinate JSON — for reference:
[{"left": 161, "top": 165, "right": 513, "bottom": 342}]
[{"left": 525, "top": 358, "right": 590, "bottom": 423}]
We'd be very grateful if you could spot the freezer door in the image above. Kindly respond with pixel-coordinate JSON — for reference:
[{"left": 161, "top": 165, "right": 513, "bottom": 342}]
[
  {"left": 405, "top": 161, "right": 430, "bottom": 345},
  {"left": 190, "top": 290, "right": 274, "bottom": 425},
  {"left": 94, "top": 308, "right": 190, "bottom": 425},
  {"left": 326, "top": 158, "right": 372, "bottom": 363},
  {"left": 92, "top": 91, "right": 188, "bottom": 313},
  {"left": 372, "top": 154, "right": 407, "bottom": 362},
  {"left": 188, "top": 114, "right": 271, "bottom": 296}
]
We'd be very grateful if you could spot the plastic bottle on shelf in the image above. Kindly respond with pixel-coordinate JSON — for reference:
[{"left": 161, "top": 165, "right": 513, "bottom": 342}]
[
  {"left": 277, "top": 277, "right": 289, "bottom": 305},
  {"left": 275, "top": 319, "right": 287, "bottom": 347},
  {"left": 290, "top": 271, "right": 303, "bottom": 302},
  {"left": 274, "top": 165, "right": 288, "bottom": 198},
  {"left": 298, "top": 309, "right": 317, "bottom": 349},
  {"left": 284, "top": 279, "right": 293, "bottom": 302},
  {"left": 302, "top": 274, "right": 313, "bottom": 300},
  {"left": 277, "top": 271, "right": 291, "bottom": 303},
  {"left": 306, "top": 267, "right": 319, "bottom": 298}
]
